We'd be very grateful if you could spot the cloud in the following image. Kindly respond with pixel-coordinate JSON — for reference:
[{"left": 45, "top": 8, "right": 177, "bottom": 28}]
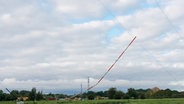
[
  {"left": 161, "top": 0, "right": 184, "bottom": 21},
  {"left": 169, "top": 81, "right": 184, "bottom": 86},
  {"left": 0, "top": 0, "right": 184, "bottom": 94}
]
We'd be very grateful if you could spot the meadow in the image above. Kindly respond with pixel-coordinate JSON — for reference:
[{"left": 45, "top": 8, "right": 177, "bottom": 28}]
[{"left": 1, "top": 99, "right": 184, "bottom": 104}]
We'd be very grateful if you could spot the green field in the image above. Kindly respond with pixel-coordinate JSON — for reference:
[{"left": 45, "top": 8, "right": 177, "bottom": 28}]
[{"left": 1, "top": 99, "right": 184, "bottom": 104}]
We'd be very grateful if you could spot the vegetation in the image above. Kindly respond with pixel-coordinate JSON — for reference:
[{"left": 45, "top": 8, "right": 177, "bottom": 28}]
[
  {"left": 1, "top": 99, "right": 184, "bottom": 104},
  {"left": 83, "top": 87, "right": 184, "bottom": 100},
  {"left": 0, "top": 87, "right": 184, "bottom": 102},
  {"left": 0, "top": 88, "right": 44, "bottom": 101}
]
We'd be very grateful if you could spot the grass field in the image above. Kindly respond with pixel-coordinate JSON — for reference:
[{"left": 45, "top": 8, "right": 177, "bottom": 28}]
[{"left": 1, "top": 98, "right": 184, "bottom": 104}]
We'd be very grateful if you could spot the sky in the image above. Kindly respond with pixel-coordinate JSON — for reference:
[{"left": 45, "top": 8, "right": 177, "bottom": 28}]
[{"left": 0, "top": 0, "right": 184, "bottom": 94}]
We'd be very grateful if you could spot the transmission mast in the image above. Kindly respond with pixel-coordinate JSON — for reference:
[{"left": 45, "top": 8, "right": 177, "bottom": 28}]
[{"left": 87, "top": 77, "right": 90, "bottom": 91}]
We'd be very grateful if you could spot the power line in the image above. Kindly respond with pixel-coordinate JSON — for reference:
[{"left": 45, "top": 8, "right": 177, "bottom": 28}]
[
  {"left": 155, "top": 0, "right": 184, "bottom": 39},
  {"left": 87, "top": 36, "right": 136, "bottom": 91},
  {"left": 97, "top": 0, "right": 135, "bottom": 38},
  {"left": 97, "top": 0, "right": 183, "bottom": 90},
  {"left": 153, "top": 0, "right": 183, "bottom": 86}
]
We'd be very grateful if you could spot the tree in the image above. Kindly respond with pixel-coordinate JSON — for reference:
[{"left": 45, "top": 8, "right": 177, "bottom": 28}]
[
  {"left": 29, "top": 88, "right": 36, "bottom": 101},
  {"left": 107, "top": 87, "right": 117, "bottom": 99},
  {"left": 171, "top": 90, "right": 180, "bottom": 98},
  {"left": 123, "top": 94, "right": 130, "bottom": 99},
  {"left": 114, "top": 91, "right": 124, "bottom": 99},
  {"left": 36, "top": 91, "right": 43, "bottom": 101},
  {"left": 0, "top": 90, "right": 5, "bottom": 101},
  {"left": 127, "top": 88, "right": 138, "bottom": 99},
  {"left": 20, "top": 90, "right": 30, "bottom": 97},
  {"left": 96, "top": 91, "right": 104, "bottom": 97},
  {"left": 88, "top": 94, "right": 95, "bottom": 100},
  {"left": 152, "top": 89, "right": 173, "bottom": 98},
  {"left": 87, "top": 91, "right": 95, "bottom": 100},
  {"left": 136, "top": 89, "right": 148, "bottom": 99},
  {"left": 10, "top": 90, "right": 19, "bottom": 100},
  {"left": 5, "top": 94, "right": 13, "bottom": 101}
]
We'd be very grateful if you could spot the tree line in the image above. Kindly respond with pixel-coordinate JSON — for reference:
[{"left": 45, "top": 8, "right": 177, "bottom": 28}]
[
  {"left": 0, "top": 87, "right": 72, "bottom": 101},
  {"left": 0, "top": 88, "right": 44, "bottom": 101},
  {"left": 0, "top": 87, "right": 184, "bottom": 101},
  {"left": 83, "top": 87, "right": 184, "bottom": 100}
]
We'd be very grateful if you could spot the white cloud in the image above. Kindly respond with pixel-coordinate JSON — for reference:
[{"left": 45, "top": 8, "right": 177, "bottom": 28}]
[
  {"left": 169, "top": 80, "right": 184, "bottom": 91},
  {"left": 0, "top": 0, "right": 183, "bottom": 94},
  {"left": 161, "top": 0, "right": 184, "bottom": 21},
  {"left": 52, "top": 0, "right": 103, "bottom": 19},
  {"left": 2, "top": 78, "right": 17, "bottom": 85}
]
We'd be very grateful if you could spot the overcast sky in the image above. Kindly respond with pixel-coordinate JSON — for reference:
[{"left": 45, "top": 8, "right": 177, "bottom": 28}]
[{"left": 0, "top": 0, "right": 184, "bottom": 94}]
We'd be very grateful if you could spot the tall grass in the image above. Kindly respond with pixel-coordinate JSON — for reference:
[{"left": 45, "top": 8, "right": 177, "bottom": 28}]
[{"left": 1, "top": 98, "right": 184, "bottom": 104}]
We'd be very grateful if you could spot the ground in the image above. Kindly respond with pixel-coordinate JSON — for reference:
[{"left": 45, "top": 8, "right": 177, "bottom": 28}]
[{"left": 1, "top": 98, "right": 184, "bottom": 104}]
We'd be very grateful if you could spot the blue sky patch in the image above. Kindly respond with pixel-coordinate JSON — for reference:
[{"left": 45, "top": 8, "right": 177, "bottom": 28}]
[
  {"left": 141, "top": 1, "right": 158, "bottom": 9},
  {"left": 38, "top": 0, "right": 53, "bottom": 13},
  {"left": 105, "top": 25, "right": 124, "bottom": 42},
  {"left": 103, "top": 13, "right": 115, "bottom": 20}
]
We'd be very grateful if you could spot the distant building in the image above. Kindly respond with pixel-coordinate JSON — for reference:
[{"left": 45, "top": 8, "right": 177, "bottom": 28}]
[
  {"left": 47, "top": 98, "right": 58, "bottom": 100},
  {"left": 17, "top": 97, "right": 29, "bottom": 101}
]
